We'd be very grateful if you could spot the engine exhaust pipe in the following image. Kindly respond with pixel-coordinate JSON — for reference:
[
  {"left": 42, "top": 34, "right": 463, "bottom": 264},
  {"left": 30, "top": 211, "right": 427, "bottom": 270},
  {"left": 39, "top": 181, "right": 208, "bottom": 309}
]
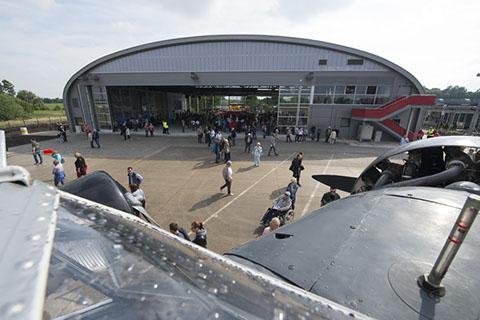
[{"left": 417, "top": 194, "right": 480, "bottom": 296}]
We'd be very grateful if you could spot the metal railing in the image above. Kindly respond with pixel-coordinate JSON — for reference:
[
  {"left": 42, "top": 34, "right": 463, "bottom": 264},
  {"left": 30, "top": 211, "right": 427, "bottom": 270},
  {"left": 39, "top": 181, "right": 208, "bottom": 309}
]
[{"left": 0, "top": 116, "right": 68, "bottom": 131}]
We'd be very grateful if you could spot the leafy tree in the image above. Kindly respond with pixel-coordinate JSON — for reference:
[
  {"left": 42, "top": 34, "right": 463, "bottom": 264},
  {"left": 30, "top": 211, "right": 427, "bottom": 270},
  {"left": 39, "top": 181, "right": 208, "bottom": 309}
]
[
  {"left": 0, "top": 79, "right": 16, "bottom": 96},
  {"left": 32, "top": 96, "right": 45, "bottom": 110},
  {"left": 16, "top": 90, "right": 37, "bottom": 103},
  {"left": 43, "top": 97, "right": 63, "bottom": 103},
  {"left": 0, "top": 93, "right": 29, "bottom": 120}
]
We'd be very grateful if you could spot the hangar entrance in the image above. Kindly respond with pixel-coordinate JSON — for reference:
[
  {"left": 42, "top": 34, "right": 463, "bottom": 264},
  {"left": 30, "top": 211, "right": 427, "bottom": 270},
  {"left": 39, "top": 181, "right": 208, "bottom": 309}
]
[
  {"left": 90, "top": 84, "right": 314, "bottom": 132},
  {"left": 96, "top": 85, "right": 281, "bottom": 130}
]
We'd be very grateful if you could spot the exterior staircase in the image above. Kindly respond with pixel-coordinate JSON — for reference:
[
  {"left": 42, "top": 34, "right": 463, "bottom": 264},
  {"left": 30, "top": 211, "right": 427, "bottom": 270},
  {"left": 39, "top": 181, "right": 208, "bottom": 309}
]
[{"left": 351, "top": 95, "right": 436, "bottom": 140}]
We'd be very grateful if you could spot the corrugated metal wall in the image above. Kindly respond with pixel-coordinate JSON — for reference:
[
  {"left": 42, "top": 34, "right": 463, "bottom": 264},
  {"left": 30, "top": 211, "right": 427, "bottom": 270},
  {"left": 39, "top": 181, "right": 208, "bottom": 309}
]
[{"left": 91, "top": 41, "right": 388, "bottom": 74}]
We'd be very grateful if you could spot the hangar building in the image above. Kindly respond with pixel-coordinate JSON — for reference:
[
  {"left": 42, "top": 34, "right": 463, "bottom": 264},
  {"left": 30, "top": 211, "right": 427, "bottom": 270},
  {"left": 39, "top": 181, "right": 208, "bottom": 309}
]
[{"left": 63, "top": 35, "right": 435, "bottom": 140}]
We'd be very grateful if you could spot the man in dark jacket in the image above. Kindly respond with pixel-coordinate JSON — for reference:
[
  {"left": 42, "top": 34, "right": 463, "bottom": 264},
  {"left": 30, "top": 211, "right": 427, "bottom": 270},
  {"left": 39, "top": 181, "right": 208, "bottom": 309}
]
[
  {"left": 92, "top": 129, "right": 100, "bottom": 148},
  {"left": 289, "top": 152, "right": 304, "bottom": 186},
  {"left": 127, "top": 167, "right": 143, "bottom": 192},
  {"left": 321, "top": 187, "right": 341, "bottom": 206}
]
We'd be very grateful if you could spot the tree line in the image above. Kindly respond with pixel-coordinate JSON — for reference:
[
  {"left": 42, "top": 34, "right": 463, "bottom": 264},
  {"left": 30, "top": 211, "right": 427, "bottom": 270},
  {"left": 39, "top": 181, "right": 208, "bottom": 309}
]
[
  {"left": 0, "top": 79, "right": 63, "bottom": 121},
  {"left": 424, "top": 85, "right": 480, "bottom": 100}
]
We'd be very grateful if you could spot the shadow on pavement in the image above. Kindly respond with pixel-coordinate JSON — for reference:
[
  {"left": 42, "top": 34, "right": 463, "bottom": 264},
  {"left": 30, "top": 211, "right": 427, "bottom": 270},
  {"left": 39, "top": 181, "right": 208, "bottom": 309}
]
[
  {"left": 236, "top": 165, "right": 256, "bottom": 173},
  {"left": 253, "top": 225, "right": 264, "bottom": 237},
  {"left": 270, "top": 187, "right": 286, "bottom": 200},
  {"left": 193, "top": 160, "right": 221, "bottom": 170},
  {"left": 189, "top": 192, "right": 225, "bottom": 211}
]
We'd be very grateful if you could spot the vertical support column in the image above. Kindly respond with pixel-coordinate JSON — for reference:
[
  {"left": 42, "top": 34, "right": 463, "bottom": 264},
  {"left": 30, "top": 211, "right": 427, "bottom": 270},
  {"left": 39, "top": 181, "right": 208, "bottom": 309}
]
[
  {"left": 77, "top": 84, "right": 88, "bottom": 129},
  {"left": 0, "top": 130, "right": 6, "bottom": 168},
  {"left": 405, "top": 107, "right": 414, "bottom": 136},
  {"left": 295, "top": 86, "right": 302, "bottom": 128},
  {"left": 276, "top": 87, "right": 282, "bottom": 130},
  {"left": 308, "top": 86, "right": 315, "bottom": 128},
  {"left": 469, "top": 108, "right": 479, "bottom": 134}
]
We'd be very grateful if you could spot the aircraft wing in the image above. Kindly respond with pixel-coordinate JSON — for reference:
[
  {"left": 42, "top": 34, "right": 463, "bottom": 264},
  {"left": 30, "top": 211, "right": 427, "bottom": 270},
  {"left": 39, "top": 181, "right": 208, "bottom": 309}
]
[
  {"left": 0, "top": 167, "right": 370, "bottom": 320},
  {"left": 312, "top": 174, "right": 357, "bottom": 192},
  {"left": 0, "top": 174, "right": 58, "bottom": 320},
  {"left": 226, "top": 187, "right": 480, "bottom": 320}
]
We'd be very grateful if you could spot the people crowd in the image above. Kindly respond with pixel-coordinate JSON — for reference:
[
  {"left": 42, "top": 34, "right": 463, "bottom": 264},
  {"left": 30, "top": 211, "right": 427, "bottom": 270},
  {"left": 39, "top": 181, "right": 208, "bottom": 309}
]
[{"left": 29, "top": 114, "right": 348, "bottom": 250}]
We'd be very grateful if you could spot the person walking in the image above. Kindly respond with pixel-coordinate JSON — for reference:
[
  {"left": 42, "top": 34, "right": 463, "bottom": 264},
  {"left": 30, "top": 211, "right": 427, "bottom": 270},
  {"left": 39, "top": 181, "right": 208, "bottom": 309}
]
[
  {"left": 286, "top": 127, "right": 292, "bottom": 143},
  {"left": 125, "top": 127, "right": 131, "bottom": 140},
  {"left": 51, "top": 150, "right": 64, "bottom": 164},
  {"left": 197, "top": 126, "right": 204, "bottom": 144},
  {"left": 213, "top": 130, "right": 222, "bottom": 163},
  {"left": 148, "top": 123, "right": 155, "bottom": 136},
  {"left": 325, "top": 127, "right": 332, "bottom": 143},
  {"left": 31, "top": 139, "right": 43, "bottom": 165},
  {"left": 262, "top": 123, "right": 267, "bottom": 139},
  {"left": 268, "top": 132, "right": 279, "bottom": 156},
  {"left": 253, "top": 142, "right": 263, "bottom": 167},
  {"left": 74, "top": 152, "right": 88, "bottom": 178},
  {"left": 244, "top": 133, "right": 253, "bottom": 153},
  {"left": 230, "top": 127, "right": 237, "bottom": 146},
  {"left": 52, "top": 159, "right": 65, "bottom": 187},
  {"left": 286, "top": 177, "right": 300, "bottom": 210},
  {"left": 127, "top": 167, "right": 144, "bottom": 192},
  {"left": 220, "top": 161, "right": 233, "bottom": 196},
  {"left": 144, "top": 122, "right": 150, "bottom": 137},
  {"left": 222, "top": 138, "right": 231, "bottom": 163},
  {"left": 92, "top": 129, "right": 100, "bottom": 148},
  {"left": 191, "top": 221, "right": 207, "bottom": 248},
  {"left": 289, "top": 152, "right": 304, "bottom": 186},
  {"left": 328, "top": 129, "right": 337, "bottom": 144},
  {"left": 60, "top": 125, "right": 67, "bottom": 143},
  {"left": 321, "top": 187, "right": 341, "bottom": 206}
]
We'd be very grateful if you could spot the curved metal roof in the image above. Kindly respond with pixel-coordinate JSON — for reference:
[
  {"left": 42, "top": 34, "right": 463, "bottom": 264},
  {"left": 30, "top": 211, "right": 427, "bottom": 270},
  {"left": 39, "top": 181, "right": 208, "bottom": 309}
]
[{"left": 63, "top": 34, "right": 425, "bottom": 100}]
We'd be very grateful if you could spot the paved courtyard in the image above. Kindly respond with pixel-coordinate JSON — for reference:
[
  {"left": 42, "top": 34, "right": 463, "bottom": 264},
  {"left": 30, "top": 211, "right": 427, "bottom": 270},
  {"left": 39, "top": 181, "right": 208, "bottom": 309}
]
[{"left": 7, "top": 130, "right": 395, "bottom": 254}]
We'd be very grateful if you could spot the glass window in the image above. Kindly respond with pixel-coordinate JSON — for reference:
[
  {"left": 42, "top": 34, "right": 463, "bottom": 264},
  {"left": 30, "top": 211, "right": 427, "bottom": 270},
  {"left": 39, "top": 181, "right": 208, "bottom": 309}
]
[
  {"left": 356, "top": 86, "right": 366, "bottom": 95},
  {"left": 318, "top": 59, "right": 327, "bottom": 65},
  {"left": 72, "top": 98, "right": 79, "bottom": 108},
  {"left": 354, "top": 96, "right": 375, "bottom": 105},
  {"left": 278, "top": 117, "right": 296, "bottom": 126},
  {"left": 347, "top": 59, "right": 364, "bottom": 65},
  {"left": 335, "top": 85, "right": 345, "bottom": 94},
  {"left": 377, "top": 85, "right": 391, "bottom": 95},
  {"left": 314, "top": 85, "right": 334, "bottom": 95},
  {"left": 279, "top": 95, "right": 298, "bottom": 104},
  {"left": 334, "top": 95, "right": 353, "bottom": 104},
  {"left": 453, "top": 114, "right": 460, "bottom": 123},
  {"left": 366, "top": 86, "right": 377, "bottom": 94},
  {"left": 346, "top": 86, "right": 355, "bottom": 95},
  {"left": 278, "top": 109, "right": 297, "bottom": 117},
  {"left": 465, "top": 114, "right": 474, "bottom": 129},
  {"left": 313, "top": 95, "right": 333, "bottom": 104},
  {"left": 374, "top": 96, "right": 389, "bottom": 105},
  {"left": 299, "top": 95, "right": 310, "bottom": 104},
  {"left": 459, "top": 113, "right": 466, "bottom": 122}
]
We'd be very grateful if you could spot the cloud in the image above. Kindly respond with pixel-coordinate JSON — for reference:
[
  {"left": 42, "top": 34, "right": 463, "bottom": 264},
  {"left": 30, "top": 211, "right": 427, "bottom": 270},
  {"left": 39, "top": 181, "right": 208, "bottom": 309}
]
[
  {"left": 274, "top": 0, "right": 354, "bottom": 20},
  {"left": 0, "top": 0, "right": 479, "bottom": 97}
]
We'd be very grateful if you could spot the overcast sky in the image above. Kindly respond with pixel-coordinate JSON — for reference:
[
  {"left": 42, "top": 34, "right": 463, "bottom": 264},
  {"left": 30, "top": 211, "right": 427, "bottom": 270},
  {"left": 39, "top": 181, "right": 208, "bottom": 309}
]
[{"left": 0, "top": 0, "right": 479, "bottom": 97}]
